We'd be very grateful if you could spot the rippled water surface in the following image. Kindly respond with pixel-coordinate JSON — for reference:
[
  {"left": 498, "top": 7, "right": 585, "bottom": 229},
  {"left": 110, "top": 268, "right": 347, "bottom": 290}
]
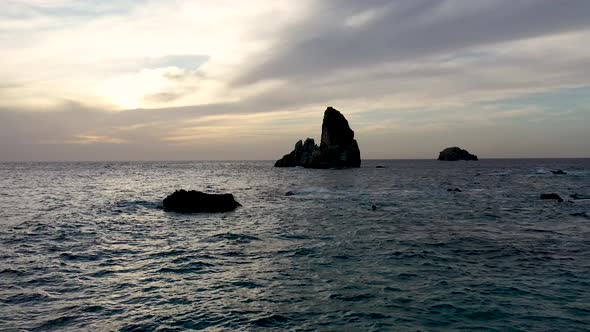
[{"left": 1, "top": 159, "right": 589, "bottom": 331}]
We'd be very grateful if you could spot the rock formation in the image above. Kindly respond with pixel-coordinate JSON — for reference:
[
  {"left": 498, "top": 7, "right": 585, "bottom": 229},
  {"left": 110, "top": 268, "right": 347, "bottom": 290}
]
[
  {"left": 275, "top": 107, "right": 361, "bottom": 168},
  {"left": 274, "top": 138, "right": 319, "bottom": 168},
  {"left": 438, "top": 147, "right": 478, "bottom": 161},
  {"left": 163, "top": 190, "right": 241, "bottom": 213},
  {"left": 540, "top": 193, "right": 563, "bottom": 202}
]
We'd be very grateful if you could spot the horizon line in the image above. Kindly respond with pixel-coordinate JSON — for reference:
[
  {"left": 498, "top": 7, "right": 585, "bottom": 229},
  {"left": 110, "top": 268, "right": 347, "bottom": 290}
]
[{"left": 1, "top": 157, "right": 589, "bottom": 163}]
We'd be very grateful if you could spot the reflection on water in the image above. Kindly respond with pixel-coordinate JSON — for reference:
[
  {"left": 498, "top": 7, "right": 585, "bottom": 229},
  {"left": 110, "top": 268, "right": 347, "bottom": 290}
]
[{"left": 0, "top": 159, "right": 589, "bottom": 330}]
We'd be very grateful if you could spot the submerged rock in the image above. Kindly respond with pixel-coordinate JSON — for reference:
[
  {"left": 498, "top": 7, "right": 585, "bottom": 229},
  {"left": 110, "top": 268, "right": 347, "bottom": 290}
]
[
  {"left": 552, "top": 170, "right": 567, "bottom": 175},
  {"left": 375, "top": 166, "right": 386, "bottom": 169},
  {"left": 275, "top": 107, "right": 361, "bottom": 168},
  {"left": 438, "top": 147, "right": 478, "bottom": 161},
  {"left": 540, "top": 193, "right": 563, "bottom": 202},
  {"left": 570, "top": 194, "right": 590, "bottom": 200},
  {"left": 447, "top": 188, "right": 462, "bottom": 192},
  {"left": 163, "top": 190, "right": 241, "bottom": 213}
]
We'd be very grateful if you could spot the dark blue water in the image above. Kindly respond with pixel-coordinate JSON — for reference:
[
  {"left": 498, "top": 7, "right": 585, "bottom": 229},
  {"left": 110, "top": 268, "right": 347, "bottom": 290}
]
[{"left": 0, "top": 159, "right": 589, "bottom": 331}]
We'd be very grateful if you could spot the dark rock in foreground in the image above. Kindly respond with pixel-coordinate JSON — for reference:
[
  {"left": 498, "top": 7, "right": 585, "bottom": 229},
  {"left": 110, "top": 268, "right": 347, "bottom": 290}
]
[
  {"left": 275, "top": 107, "right": 361, "bottom": 168},
  {"left": 163, "top": 190, "right": 241, "bottom": 213},
  {"left": 540, "top": 193, "right": 563, "bottom": 202},
  {"left": 438, "top": 147, "right": 478, "bottom": 161},
  {"left": 551, "top": 170, "right": 567, "bottom": 175}
]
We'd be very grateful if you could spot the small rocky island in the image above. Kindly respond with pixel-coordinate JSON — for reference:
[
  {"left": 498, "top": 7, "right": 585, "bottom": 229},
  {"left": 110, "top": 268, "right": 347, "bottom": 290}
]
[
  {"left": 275, "top": 107, "right": 361, "bottom": 168},
  {"left": 163, "top": 190, "right": 241, "bottom": 213},
  {"left": 438, "top": 147, "right": 478, "bottom": 161}
]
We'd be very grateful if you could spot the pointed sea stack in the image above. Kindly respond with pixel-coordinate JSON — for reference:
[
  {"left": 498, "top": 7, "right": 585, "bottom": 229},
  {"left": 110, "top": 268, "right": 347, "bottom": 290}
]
[
  {"left": 275, "top": 107, "right": 361, "bottom": 168},
  {"left": 438, "top": 147, "right": 478, "bottom": 161}
]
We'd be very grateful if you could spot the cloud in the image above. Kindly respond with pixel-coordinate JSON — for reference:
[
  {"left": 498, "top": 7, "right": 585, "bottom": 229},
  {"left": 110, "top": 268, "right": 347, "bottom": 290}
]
[
  {"left": 1, "top": 83, "right": 588, "bottom": 161},
  {"left": 0, "top": 0, "right": 309, "bottom": 109},
  {"left": 236, "top": 0, "right": 590, "bottom": 85},
  {"left": 143, "top": 92, "right": 185, "bottom": 104},
  {"left": 60, "top": 134, "right": 127, "bottom": 145}
]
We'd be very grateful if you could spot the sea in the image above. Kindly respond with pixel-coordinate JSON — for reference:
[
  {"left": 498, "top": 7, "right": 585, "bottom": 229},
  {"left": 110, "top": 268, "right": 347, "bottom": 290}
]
[{"left": 0, "top": 159, "right": 589, "bottom": 331}]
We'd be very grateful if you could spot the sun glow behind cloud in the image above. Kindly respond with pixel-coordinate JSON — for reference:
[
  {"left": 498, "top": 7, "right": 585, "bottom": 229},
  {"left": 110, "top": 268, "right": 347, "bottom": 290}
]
[{"left": 1, "top": 0, "right": 310, "bottom": 110}]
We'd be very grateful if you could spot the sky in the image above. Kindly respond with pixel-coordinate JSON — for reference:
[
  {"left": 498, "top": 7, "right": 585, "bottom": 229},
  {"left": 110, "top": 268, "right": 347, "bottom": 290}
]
[{"left": 1, "top": 0, "right": 589, "bottom": 161}]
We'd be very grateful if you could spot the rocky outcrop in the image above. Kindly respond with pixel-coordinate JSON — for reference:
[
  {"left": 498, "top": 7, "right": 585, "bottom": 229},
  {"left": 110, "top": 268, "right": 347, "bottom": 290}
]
[
  {"left": 275, "top": 107, "right": 361, "bottom": 168},
  {"left": 163, "top": 190, "right": 241, "bottom": 213},
  {"left": 540, "top": 193, "right": 563, "bottom": 202},
  {"left": 274, "top": 138, "right": 319, "bottom": 168},
  {"left": 438, "top": 147, "right": 478, "bottom": 161}
]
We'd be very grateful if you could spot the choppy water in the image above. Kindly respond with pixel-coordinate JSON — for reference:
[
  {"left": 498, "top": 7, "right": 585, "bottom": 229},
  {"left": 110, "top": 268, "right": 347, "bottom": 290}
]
[{"left": 0, "top": 159, "right": 589, "bottom": 331}]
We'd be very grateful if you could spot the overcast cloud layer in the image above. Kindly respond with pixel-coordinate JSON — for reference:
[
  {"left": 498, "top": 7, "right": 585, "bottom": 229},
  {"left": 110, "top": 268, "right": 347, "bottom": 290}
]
[{"left": 1, "top": 0, "right": 589, "bottom": 161}]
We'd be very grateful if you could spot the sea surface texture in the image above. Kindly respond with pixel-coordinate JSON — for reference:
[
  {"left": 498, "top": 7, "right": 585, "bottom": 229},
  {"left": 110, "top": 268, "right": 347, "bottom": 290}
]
[{"left": 0, "top": 159, "right": 589, "bottom": 331}]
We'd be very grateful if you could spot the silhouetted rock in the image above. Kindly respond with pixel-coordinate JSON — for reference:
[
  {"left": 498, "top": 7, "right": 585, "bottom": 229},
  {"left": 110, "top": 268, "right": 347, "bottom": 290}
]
[
  {"left": 447, "top": 188, "right": 462, "bottom": 192},
  {"left": 371, "top": 205, "right": 377, "bottom": 210},
  {"left": 438, "top": 147, "right": 478, "bottom": 161},
  {"left": 274, "top": 138, "right": 319, "bottom": 168},
  {"left": 570, "top": 212, "right": 589, "bottom": 218},
  {"left": 275, "top": 107, "right": 361, "bottom": 168},
  {"left": 551, "top": 170, "right": 567, "bottom": 175},
  {"left": 163, "top": 190, "right": 241, "bottom": 213},
  {"left": 376, "top": 166, "right": 386, "bottom": 168},
  {"left": 570, "top": 194, "right": 590, "bottom": 200},
  {"left": 285, "top": 191, "right": 295, "bottom": 196},
  {"left": 540, "top": 193, "right": 563, "bottom": 202}
]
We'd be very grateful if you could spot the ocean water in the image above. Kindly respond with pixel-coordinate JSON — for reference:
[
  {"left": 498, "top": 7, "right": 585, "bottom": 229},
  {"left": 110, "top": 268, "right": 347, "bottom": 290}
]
[{"left": 0, "top": 159, "right": 589, "bottom": 331}]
